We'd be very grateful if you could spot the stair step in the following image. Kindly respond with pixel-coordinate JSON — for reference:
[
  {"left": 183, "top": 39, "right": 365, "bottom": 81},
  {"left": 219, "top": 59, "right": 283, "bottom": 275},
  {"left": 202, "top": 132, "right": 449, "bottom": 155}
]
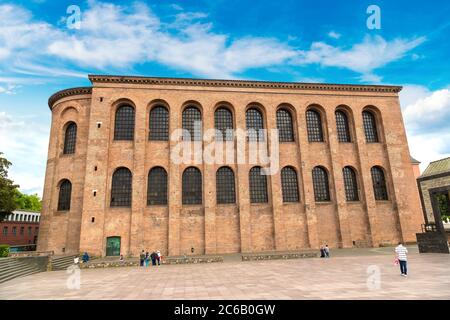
[
  {"left": 0, "top": 267, "right": 41, "bottom": 282},
  {"left": 0, "top": 270, "right": 41, "bottom": 284}
]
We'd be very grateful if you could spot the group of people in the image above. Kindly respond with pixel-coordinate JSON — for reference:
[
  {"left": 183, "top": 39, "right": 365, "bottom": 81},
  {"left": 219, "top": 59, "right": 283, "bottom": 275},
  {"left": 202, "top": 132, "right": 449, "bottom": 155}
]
[
  {"left": 319, "top": 244, "right": 330, "bottom": 258},
  {"left": 140, "top": 250, "right": 162, "bottom": 267}
]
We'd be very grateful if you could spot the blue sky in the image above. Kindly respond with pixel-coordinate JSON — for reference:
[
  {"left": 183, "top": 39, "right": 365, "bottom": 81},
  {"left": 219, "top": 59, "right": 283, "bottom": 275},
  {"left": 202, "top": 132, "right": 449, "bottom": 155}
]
[{"left": 0, "top": 0, "right": 449, "bottom": 195}]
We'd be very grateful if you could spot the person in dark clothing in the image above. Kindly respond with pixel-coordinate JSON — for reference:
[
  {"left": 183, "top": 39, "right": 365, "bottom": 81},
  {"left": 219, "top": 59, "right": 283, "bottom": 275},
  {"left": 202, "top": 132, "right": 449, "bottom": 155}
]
[
  {"left": 82, "top": 252, "right": 90, "bottom": 263},
  {"left": 139, "top": 250, "right": 145, "bottom": 267},
  {"left": 150, "top": 251, "right": 157, "bottom": 266},
  {"left": 320, "top": 245, "right": 325, "bottom": 258}
]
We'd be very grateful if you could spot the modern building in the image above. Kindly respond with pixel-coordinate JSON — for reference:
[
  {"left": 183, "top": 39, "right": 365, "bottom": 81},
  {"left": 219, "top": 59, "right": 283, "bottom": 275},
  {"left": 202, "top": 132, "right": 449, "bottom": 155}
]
[
  {"left": 37, "top": 75, "right": 424, "bottom": 257},
  {"left": 417, "top": 157, "right": 450, "bottom": 228},
  {"left": 1, "top": 210, "right": 41, "bottom": 248}
]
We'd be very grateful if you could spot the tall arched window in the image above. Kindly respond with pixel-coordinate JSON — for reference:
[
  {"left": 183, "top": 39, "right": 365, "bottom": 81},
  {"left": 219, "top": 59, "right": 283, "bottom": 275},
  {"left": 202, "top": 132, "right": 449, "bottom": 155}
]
[
  {"left": 215, "top": 107, "right": 234, "bottom": 141},
  {"left": 371, "top": 166, "right": 388, "bottom": 200},
  {"left": 343, "top": 166, "right": 359, "bottom": 201},
  {"left": 110, "top": 167, "right": 132, "bottom": 207},
  {"left": 306, "top": 109, "right": 324, "bottom": 142},
  {"left": 362, "top": 110, "right": 379, "bottom": 143},
  {"left": 182, "top": 167, "right": 202, "bottom": 204},
  {"left": 63, "top": 122, "right": 77, "bottom": 154},
  {"left": 246, "top": 108, "right": 264, "bottom": 141},
  {"left": 114, "top": 105, "right": 135, "bottom": 140},
  {"left": 182, "top": 106, "right": 202, "bottom": 141},
  {"left": 335, "top": 110, "right": 351, "bottom": 142},
  {"left": 147, "top": 167, "right": 168, "bottom": 205},
  {"left": 281, "top": 166, "right": 299, "bottom": 202},
  {"left": 249, "top": 166, "right": 268, "bottom": 203},
  {"left": 149, "top": 106, "right": 169, "bottom": 141},
  {"left": 312, "top": 166, "right": 330, "bottom": 202},
  {"left": 216, "top": 167, "right": 236, "bottom": 204},
  {"left": 57, "top": 179, "right": 72, "bottom": 211},
  {"left": 277, "top": 108, "right": 294, "bottom": 142}
]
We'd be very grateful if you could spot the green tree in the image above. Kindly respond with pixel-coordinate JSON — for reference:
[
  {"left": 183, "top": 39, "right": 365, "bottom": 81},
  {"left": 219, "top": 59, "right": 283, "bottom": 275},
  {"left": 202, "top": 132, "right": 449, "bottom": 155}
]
[
  {"left": 14, "top": 191, "right": 42, "bottom": 212},
  {"left": 0, "top": 152, "right": 19, "bottom": 221}
]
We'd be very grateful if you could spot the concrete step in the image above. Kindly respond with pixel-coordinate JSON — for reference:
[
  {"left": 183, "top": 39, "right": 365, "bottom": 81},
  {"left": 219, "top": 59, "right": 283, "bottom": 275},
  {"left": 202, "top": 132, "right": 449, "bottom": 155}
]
[
  {"left": 0, "top": 269, "right": 41, "bottom": 284},
  {"left": 0, "top": 262, "right": 30, "bottom": 274}
]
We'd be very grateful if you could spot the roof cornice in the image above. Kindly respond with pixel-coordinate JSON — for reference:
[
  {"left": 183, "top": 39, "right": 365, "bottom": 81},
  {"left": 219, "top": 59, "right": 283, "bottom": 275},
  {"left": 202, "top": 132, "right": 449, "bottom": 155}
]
[
  {"left": 88, "top": 74, "right": 402, "bottom": 94},
  {"left": 48, "top": 87, "right": 92, "bottom": 109}
]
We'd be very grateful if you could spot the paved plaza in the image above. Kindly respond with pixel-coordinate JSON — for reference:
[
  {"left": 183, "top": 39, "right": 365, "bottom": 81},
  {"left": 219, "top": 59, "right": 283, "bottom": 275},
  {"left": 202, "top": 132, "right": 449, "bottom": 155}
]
[{"left": 1, "top": 247, "right": 449, "bottom": 300}]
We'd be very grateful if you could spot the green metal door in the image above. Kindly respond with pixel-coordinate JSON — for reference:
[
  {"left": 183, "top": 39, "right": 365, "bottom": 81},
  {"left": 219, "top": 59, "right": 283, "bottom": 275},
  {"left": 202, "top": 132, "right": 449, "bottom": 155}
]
[{"left": 106, "top": 236, "right": 121, "bottom": 256}]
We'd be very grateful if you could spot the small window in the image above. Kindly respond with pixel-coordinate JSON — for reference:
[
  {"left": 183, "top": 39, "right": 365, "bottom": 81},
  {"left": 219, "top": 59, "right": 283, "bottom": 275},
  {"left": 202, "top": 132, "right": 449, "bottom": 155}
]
[
  {"left": 343, "top": 166, "right": 359, "bottom": 201},
  {"left": 149, "top": 106, "right": 169, "bottom": 141},
  {"left": 281, "top": 167, "right": 300, "bottom": 202},
  {"left": 147, "top": 167, "right": 168, "bottom": 205},
  {"left": 306, "top": 109, "right": 324, "bottom": 142},
  {"left": 215, "top": 107, "right": 234, "bottom": 141},
  {"left": 216, "top": 167, "right": 236, "bottom": 204},
  {"left": 371, "top": 166, "right": 388, "bottom": 200},
  {"left": 20, "top": 227, "right": 24, "bottom": 235},
  {"left": 277, "top": 108, "right": 294, "bottom": 142},
  {"left": 312, "top": 166, "right": 330, "bottom": 202},
  {"left": 363, "top": 110, "right": 379, "bottom": 143},
  {"left": 12, "top": 227, "right": 17, "bottom": 236},
  {"left": 63, "top": 122, "right": 77, "bottom": 154},
  {"left": 110, "top": 167, "right": 132, "bottom": 207},
  {"left": 2, "top": 227, "right": 7, "bottom": 236},
  {"left": 249, "top": 166, "right": 268, "bottom": 203},
  {"left": 57, "top": 179, "right": 72, "bottom": 211},
  {"left": 182, "top": 106, "right": 202, "bottom": 141},
  {"left": 246, "top": 108, "right": 265, "bottom": 141},
  {"left": 114, "top": 105, "right": 135, "bottom": 140},
  {"left": 182, "top": 167, "right": 202, "bottom": 204},
  {"left": 335, "top": 110, "right": 351, "bottom": 142}
]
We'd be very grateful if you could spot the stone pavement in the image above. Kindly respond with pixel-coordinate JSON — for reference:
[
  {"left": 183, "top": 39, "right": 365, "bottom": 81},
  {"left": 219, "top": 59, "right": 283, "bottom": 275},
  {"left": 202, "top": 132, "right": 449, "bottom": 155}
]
[{"left": 0, "top": 246, "right": 449, "bottom": 300}]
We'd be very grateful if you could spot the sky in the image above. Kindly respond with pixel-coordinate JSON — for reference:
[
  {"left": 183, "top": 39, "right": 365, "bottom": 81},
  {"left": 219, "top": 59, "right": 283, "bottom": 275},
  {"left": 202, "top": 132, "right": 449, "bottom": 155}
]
[{"left": 0, "top": 0, "right": 449, "bottom": 196}]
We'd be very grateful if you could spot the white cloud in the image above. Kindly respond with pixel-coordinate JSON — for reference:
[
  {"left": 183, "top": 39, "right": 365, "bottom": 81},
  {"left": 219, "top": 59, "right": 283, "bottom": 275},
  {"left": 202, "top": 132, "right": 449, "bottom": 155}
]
[
  {"left": 0, "top": 2, "right": 427, "bottom": 81},
  {"left": 0, "top": 112, "right": 49, "bottom": 196},
  {"left": 293, "top": 35, "right": 426, "bottom": 82},
  {"left": 327, "top": 31, "right": 341, "bottom": 39},
  {"left": 400, "top": 85, "right": 450, "bottom": 172}
]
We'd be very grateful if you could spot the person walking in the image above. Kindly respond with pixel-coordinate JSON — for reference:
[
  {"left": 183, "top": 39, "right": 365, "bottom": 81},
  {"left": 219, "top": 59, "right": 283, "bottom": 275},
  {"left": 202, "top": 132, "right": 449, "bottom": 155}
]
[
  {"left": 395, "top": 242, "right": 408, "bottom": 276},
  {"left": 145, "top": 251, "right": 150, "bottom": 267},
  {"left": 150, "top": 251, "right": 157, "bottom": 266},
  {"left": 324, "top": 244, "right": 330, "bottom": 258},
  {"left": 320, "top": 245, "right": 325, "bottom": 258},
  {"left": 156, "top": 250, "right": 161, "bottom": 265},
  {"left": 139, "top": 250, "right": 145, "bottom": 267}
]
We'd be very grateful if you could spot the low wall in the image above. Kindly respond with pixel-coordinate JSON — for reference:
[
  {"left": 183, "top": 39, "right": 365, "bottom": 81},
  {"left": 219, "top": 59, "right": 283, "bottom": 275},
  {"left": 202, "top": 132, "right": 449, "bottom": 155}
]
[
  {"left": 242, "top": 251, "right": 317, "bottom": 261},
  {"left": 416, "top": 232, "right": 449, "bottom": 254}
]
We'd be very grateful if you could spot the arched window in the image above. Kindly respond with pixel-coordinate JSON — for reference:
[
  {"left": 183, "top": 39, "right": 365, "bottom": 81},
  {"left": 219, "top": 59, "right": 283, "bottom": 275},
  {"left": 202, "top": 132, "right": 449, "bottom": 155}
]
[
  {"left": 343, "top": 166, "right": 359, "bottom": 201},
  {"left": 363, "top": 110, "right": 379, "bottom": 143},
  {"left": 335, "top": 110, "right": 351, "bottom": 142},
  {"left": 216, "top": 167, "right": 236, "bottom": 204},
  {"left": 306, "top": 109, "right": 324, "bottom": 142},
  {"left": 371, "top": 166, "right": 388, "bottom": 200},
  {"left": 63, "top": 122, "right": 77, "bottom": 154},
  {"left": 281, "top": 166, "right": 299, "bottom": 202},
  {"left": 277, "top": 108, "right": 294, "bottom": 142},
  {"left": 149, "top": 106, "right": 169, "bottom": 141},
  {"left": 215, "top": 107, "right": 233, "bottom": 141},
  {"left": 57, "top": 179, "right": 72, "bottom": 211},
  {"left": 147, "top": 167, "right": 167, "bottom": 205},
  {"left": 114, "top": 105, "right": 135, "bottom": 140},
  {"left": 312, "top": 166, "right": 330, "bottom": 202},
  {"left": 110, "top": 167, "right": 132, "bottom": 207},
  {"left": 249, "top": 166, "right": 268, "bottom": 203},
  {"left": 182, "top": 167, "right": 202, "bottom": 204},
  {"left": 182, "top": 106, "right": 202, "bottom": 141},
  {"left": 246, "top": 108, "right": 264, "bottom": 141}
]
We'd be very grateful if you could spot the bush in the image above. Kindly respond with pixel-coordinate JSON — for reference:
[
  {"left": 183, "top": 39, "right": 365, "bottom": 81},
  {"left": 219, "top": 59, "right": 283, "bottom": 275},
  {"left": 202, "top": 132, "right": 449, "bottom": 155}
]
[{"left": 0, "top": 245, "right": 10, "bottom": 257}]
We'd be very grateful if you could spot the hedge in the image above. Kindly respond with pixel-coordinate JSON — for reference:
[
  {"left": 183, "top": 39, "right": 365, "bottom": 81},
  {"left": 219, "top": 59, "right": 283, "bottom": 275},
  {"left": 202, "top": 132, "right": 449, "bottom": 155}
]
[{"left": 0, "top": 245, "right": 10, "bottom": 257}]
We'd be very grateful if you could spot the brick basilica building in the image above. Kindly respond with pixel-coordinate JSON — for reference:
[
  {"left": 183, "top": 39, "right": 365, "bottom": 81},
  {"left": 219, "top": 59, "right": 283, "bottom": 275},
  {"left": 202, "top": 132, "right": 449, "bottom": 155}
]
[{"left": 37, "top": 75, "right": 424, "bottom": 257}]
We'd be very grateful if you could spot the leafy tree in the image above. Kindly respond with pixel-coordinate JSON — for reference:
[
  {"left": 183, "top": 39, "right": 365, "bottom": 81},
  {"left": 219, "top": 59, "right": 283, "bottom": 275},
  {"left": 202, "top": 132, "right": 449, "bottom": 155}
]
[
  {"left": 437, "top": 193, "right": 450, "bottom": 223},
  {"left": 0, "top": 152, "right": 19, "bottom": 221},
  {"left": 14, "top": 191, "right": 42, "bottom": 212}
]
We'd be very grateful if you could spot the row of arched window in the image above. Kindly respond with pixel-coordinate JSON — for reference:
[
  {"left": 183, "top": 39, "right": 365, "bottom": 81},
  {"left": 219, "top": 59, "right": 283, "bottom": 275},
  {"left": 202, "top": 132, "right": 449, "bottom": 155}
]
[
  {"left": 56, "top": 166, "right": 389, "bottom": 211},
  {"left": 61, "top": 105, "right": 381, "bottom": 154}
]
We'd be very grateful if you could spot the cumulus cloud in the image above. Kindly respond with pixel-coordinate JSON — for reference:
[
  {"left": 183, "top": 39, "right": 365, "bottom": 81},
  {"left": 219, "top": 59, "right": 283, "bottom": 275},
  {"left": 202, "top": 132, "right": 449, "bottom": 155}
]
[
  {"left": 400, "top": 85, "right": 450, "bottom": 171},
  {"left": 0, "top": 112, "right": 49, "bottom": 196}
]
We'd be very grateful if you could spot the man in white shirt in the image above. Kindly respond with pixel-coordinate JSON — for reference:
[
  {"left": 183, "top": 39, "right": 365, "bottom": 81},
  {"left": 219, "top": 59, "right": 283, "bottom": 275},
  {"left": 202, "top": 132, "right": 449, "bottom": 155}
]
[{"left": 395, "top": 242, "right": 408, "bottom": 276}]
